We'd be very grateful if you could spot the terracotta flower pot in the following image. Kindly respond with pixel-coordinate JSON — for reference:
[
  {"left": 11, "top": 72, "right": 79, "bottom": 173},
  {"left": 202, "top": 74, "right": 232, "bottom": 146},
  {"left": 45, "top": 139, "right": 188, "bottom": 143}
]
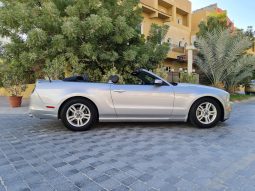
[{"left": 9, "top": 96, "right": 23, "bottom": 108}]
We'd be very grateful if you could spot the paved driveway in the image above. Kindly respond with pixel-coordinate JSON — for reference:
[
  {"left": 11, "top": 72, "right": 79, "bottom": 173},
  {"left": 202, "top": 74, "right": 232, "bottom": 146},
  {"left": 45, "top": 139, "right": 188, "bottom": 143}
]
[{"left": 0, "top": 99, "right": 255, "bottom": 191}]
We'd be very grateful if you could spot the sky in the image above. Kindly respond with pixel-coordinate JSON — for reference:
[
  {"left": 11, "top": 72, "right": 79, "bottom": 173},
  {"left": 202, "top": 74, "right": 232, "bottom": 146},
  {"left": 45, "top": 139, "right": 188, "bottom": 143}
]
[{"left": 190, "top": 0, "right": 255, "bottom": 30}]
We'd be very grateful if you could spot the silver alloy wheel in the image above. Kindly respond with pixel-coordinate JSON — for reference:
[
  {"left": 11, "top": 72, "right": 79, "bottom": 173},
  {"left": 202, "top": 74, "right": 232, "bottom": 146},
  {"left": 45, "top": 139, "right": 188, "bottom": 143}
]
[
  {"left": 66, "top": 103, "right": 91, "bottom": 127},
  {"left": 196, "top": 102, "right": 217, "bottom": 125}
]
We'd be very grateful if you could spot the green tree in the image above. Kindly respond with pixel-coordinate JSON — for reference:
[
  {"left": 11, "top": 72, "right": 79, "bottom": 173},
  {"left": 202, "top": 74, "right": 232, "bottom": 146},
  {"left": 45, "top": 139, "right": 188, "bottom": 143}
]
[
  {"left": 0, "top": 41, "right": 3, "bottom": 55},
  {"left": 0, "top": 0, "right": 170, "bottom": 81},
  {"left": 195, "top": 29, "right": 255, "bottom": 90},
  {"left": 244, "top": 26, "right": 255, "bottom": 40},
  {"left": 197, "top": 12, "right": 230, "bottom": 37}
]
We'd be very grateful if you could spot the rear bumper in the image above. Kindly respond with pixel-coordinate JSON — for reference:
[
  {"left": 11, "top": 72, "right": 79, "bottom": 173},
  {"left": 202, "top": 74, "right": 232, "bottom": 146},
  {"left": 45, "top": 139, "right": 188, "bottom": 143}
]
[
  {"left": 29, "top": 109, "right": 57, "bottom": 119},
  {"left": 29, "top": 90, "right": 58, "bottom": 119}
]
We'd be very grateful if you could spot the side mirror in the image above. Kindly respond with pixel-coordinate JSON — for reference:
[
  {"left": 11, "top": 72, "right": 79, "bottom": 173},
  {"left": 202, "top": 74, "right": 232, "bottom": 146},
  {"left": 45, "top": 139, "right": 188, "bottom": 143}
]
[{"left": 154, "top": 79, "right": 163, "bottom": 86}]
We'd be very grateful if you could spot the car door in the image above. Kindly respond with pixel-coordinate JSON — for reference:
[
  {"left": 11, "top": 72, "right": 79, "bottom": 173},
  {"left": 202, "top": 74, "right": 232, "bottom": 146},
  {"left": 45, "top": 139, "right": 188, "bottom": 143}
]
[{"left": 110, "top": 83, "right": 174, "bottom": 119}]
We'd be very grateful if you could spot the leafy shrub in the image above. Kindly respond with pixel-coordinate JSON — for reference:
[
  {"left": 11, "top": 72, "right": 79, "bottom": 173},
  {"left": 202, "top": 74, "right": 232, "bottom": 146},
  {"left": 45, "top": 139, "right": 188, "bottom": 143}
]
[
  {"left": 2, "top": 67, "right": 27, "bottom": 96},
  {"left": 101, "top": 66, "right": 124, "bottom": 84},
  {"left": 153, "top": 66, "right": 168, "bottom": 81},
  {"left": 180, "top": 72, "right": 199, "bottom": 84}
]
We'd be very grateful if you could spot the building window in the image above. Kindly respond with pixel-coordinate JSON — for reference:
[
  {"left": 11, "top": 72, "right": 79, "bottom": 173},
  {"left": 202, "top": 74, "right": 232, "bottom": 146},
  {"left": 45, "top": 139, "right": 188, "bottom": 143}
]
[
  {"left": 165, "top": 67, "right": 171, "bottom": 72},
  {"left": 167, "top": 38, "right": 172, "bottom": 46},
  {"left": 137, "top": 23, "right": 144, "bottom": 35},
  {"left": 179, "top": 41, "right": 182, "bottom": 47},
  {"left": 177, "top": 18, "right": 182, "bottom": 25}
]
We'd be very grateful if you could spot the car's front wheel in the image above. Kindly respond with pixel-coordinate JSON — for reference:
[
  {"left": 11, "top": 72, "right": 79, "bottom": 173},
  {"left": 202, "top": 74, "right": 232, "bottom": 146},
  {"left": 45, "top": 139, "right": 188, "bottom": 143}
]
[
  {"left": 189, "top": 98, "right": 222, "bottom": 128},
  {"left": 60, "top": 98, "right": 98, "bottom": 131}
]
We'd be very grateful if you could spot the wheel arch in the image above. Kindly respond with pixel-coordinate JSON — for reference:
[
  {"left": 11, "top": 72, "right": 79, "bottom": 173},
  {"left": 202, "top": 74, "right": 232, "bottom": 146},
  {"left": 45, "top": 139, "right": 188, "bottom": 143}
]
[
  {"left": 188, "top": 96, "right": 225, "bottom": 122},
  {"left": 58, "top": 96, "right": 99, "bottom": 120}
]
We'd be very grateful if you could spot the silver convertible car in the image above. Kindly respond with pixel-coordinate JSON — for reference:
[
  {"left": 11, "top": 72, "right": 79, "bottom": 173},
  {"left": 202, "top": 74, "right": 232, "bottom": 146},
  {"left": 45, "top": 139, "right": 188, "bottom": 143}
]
[{"left": 29, "top": 69, "right": 232, "bottom": 131}]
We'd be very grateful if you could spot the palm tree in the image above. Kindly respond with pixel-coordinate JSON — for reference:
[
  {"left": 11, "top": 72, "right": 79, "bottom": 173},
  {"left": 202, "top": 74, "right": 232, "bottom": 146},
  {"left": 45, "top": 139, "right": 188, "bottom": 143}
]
[
  {"left": 225, "top": 56, "right": 254, "bottom": 93},
  {"left": 195, "top": 29, "right": 255, "bottom": 90}
]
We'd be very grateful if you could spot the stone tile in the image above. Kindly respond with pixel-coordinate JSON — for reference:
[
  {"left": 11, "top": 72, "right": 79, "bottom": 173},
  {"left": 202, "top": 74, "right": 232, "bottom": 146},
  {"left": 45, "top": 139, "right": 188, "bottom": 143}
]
[
  {"left": 111, "top": 184, "right": 130, "bottom": 191},
  {"left": 138, "top": 173, "right": 153, "bottom": 182},
  {"left": 121, "top": 176, "right": 137, "bottom": 186},
  {"left": 1, "top": 101, "right": 255, "bottom": 191},
  {"left": 93, "top": 174, "right": 110, "bottom": 183}
]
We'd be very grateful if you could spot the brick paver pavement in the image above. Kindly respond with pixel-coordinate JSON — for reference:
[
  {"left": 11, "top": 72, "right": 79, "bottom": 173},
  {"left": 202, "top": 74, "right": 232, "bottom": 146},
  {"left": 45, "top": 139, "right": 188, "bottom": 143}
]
[{"left": 0, "top": 98, "right": 255, "bottom": 191}]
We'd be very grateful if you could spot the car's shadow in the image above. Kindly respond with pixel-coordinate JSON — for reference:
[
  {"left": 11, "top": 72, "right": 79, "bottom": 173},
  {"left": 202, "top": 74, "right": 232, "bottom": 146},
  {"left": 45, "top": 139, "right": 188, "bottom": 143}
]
[{"left": 28, "top": 116, "right": 230, "bottom": 133}]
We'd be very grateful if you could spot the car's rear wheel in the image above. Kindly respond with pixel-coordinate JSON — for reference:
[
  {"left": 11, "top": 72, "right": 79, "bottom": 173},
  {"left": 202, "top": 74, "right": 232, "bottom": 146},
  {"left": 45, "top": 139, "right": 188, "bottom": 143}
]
[
  {"left": 60, "top": 98, "right": 98, "bottom": 131},
  {"left": 189, "top": 98, "right": 222, "bottom": 128}
]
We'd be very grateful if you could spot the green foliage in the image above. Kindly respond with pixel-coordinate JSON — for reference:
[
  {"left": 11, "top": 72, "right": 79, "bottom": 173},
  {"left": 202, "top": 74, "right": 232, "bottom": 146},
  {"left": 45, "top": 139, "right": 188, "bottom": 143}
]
[
  {"left": 180, "top": 72, "right": 199, "bottom": 84},
  {"left": 101, "top": 66, "right": 124, "bottom": 84},
  {"left": 197, "top": 12, "right": 230, "bottom": 37},
  {"left": 0, "top": 0, "right": 170, "bottom": 81},
  {"left": 43, "top": 56, "right": 66, "bottom": 80},
  {"left": 1, "top": 66, "right": 27, "bottom": 96},
  {"left": 224, "top": 56, "right": 255, "bottom": 92},
  {"left": 153, "top": 65, "right": 168, "bottom": 81},
  {"left": 0, "top": 41, "right": 3, "bottom": 56},
  {"left": 0, "top": 59, "right": 4, "bottom": 87},
  {"left": 244, "top": 26, "right": 255, "bottom": 40},
  {"left": 195, "top": 29, "right": 255, "bottom": 90}
]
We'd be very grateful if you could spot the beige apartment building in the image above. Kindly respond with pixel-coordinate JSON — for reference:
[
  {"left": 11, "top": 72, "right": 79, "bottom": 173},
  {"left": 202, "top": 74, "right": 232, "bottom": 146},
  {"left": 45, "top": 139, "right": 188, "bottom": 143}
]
[
  {"left": 191, "top": 4, "right": 255, "bottom": 55},
  {"left": 191, "top": 4, "right": 235, "bottom": 43},
  {"left": 140, "top": 0, "right": 192, "bottom": 72},
  {"left": 140, "top": 1, "right": 255, "bottom": 74}
]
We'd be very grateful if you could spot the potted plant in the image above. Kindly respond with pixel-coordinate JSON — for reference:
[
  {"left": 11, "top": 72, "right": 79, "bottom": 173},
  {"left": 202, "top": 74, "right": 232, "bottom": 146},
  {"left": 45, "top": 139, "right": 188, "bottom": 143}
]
[{"left": 2, "top": 68, "right": 27, "bottom": 107}]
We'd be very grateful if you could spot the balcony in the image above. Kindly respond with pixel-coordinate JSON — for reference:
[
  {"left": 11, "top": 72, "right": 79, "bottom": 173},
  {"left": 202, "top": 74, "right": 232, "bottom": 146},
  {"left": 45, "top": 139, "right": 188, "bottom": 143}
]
[
  {"left": 158, "top": 0, "right": 173, "bottom": 14},
  {"left": 140, "top": 0, "right": 156, "bottom": 8},
  {"left": 141, "top": 0, "right": 172, "bottom": 21},
  {"left": 158, "top": 12, "right": 172, "bottom": 20},
  {"left": 142, "top": 4, "right": 157, "bottom": 15},
  {"left": 171, "top": 44, "right": 185, "bottom": 53},
  {"left": 176, "top": 8, "right": 189, "bottom": 27}
]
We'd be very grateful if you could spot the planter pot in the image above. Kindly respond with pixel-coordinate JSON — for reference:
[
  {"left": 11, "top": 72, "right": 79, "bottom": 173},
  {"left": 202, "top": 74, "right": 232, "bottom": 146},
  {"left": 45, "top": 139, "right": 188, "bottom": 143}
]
[{"left": 9, "top": 96, "right": 23, "bottom": 108}]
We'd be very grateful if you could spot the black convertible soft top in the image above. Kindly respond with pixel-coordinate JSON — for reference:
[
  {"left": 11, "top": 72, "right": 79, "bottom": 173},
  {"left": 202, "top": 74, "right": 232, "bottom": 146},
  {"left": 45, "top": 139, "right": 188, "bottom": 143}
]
[{"left": 63, "top": 75, "right": 90, "bottom": 82}]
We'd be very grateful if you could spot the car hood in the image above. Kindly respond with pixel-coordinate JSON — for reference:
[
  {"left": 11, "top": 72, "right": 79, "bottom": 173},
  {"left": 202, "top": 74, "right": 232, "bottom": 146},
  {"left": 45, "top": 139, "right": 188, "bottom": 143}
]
[{"left": 176, "top": 83, "right": 228, "bottom": 94}]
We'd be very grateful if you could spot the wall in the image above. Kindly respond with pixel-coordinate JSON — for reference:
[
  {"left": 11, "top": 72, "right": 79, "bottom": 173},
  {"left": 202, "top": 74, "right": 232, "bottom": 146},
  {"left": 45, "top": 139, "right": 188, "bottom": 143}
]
[{"left": 141, "top": 0, "right": 191, "bottom": 65}]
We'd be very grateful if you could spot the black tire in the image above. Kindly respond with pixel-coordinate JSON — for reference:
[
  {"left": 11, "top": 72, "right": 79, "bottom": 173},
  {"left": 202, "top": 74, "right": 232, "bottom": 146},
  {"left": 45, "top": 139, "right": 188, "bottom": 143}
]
[
  {"left": 60, "top": 98, "right": 98, "bottom": 131},
  {"left": 189, "top": 98, "right": 222, "bottom": 128}
]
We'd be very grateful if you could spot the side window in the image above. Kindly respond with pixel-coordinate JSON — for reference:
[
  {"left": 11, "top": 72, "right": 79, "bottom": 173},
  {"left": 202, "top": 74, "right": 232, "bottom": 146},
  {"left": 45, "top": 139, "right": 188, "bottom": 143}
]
[
  {"left": 137, "top": 72, "right": 156, "bottom": 85},
  {"left": 124, "top": 71, "right": 168, "bottom": 86}
]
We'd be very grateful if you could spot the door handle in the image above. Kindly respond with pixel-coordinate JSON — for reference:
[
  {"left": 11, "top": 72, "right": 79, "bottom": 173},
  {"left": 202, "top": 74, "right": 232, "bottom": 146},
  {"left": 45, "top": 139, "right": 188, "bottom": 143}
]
[{"left": 113, "top": 90, "right": 126, "bottom": 93}]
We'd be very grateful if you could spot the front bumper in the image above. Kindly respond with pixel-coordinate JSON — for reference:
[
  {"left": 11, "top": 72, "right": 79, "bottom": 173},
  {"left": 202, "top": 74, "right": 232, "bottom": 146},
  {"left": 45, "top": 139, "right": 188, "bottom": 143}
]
[{"left": 223, "top": 101, "right": 232, "bottom": 121}]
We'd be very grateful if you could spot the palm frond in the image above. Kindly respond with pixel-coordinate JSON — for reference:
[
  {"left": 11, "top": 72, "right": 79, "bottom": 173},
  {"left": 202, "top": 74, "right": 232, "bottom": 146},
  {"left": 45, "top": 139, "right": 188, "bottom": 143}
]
[{"left": 195, "top": 29, "right": 255, "bottom": 87}]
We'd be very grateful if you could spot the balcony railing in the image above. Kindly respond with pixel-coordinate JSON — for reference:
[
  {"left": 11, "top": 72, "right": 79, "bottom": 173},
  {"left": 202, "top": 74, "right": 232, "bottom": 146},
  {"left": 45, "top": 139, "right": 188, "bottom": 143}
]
[{"left": 170, "top": 44, "right": 185, "bottom": 53}]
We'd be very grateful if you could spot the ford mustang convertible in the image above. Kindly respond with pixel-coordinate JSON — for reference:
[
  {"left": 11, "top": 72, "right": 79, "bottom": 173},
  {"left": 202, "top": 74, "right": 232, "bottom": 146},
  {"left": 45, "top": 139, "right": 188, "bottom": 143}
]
[{"left": 29, "top": 69, "right": 232, "bottom": 131}]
